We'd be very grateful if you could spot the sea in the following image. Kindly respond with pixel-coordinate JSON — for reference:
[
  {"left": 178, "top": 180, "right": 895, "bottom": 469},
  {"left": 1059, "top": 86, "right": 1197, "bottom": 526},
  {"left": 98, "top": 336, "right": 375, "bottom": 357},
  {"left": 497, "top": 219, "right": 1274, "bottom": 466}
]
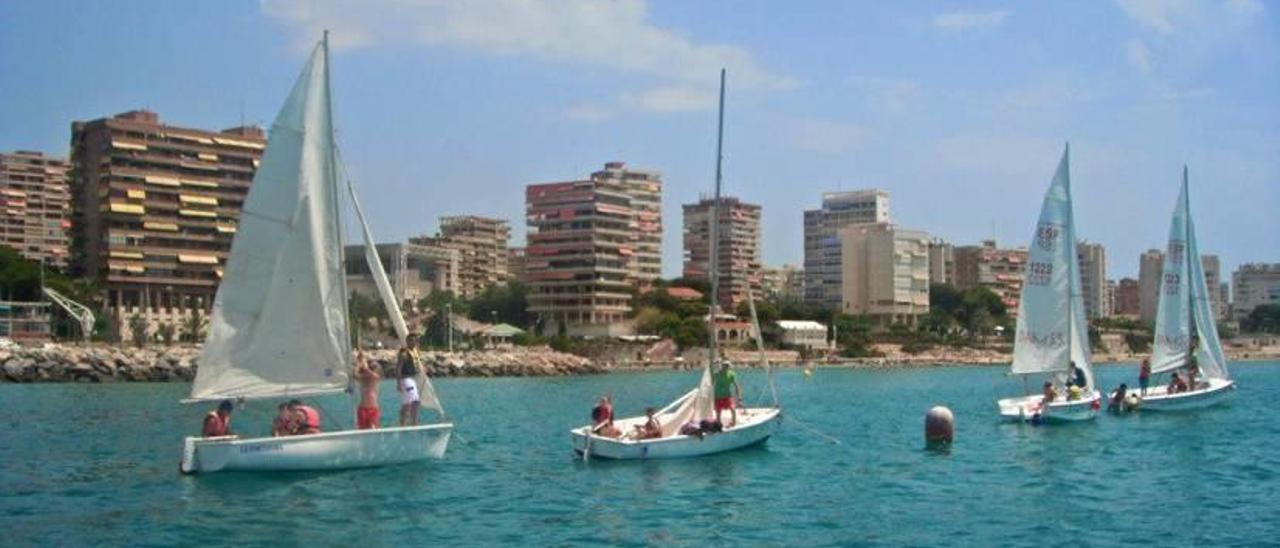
[{"left": 2, "top": 361, "right": 1277, "bottom": 546}]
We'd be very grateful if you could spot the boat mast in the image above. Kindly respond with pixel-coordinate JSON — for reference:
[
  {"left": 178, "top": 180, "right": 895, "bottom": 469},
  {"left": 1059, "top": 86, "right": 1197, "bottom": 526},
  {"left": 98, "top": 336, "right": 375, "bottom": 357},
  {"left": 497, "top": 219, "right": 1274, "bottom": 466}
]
[
  {"left": 1063, "top": 143, "right": 1075, "bottom": 380},
  {"left": 1184, "top": 167, "right": 1196, "bottom": 359},
  {"left": 707, "top": 69, "right": 726, "bottom": 368},
  {"left": 322, "top": 30, "right": 354, "bottom": 361}
]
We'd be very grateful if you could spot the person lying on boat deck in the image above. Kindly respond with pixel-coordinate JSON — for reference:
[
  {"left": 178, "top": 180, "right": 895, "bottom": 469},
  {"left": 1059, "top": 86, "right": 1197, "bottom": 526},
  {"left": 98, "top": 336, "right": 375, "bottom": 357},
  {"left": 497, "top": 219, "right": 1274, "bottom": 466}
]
[
  {"left": 355, "top": 350, "right": 381, "bottom": 430},
  {"left": 1108, "top": 384, "right": 1129, "bottom": 412},
  {"left": 1042, "top": 381, "right": 1058, "bottom": 404},
  {"left": 631, "top": 407, "right": 662, "bottom": 440},
  {"left": 1138, "top": 358, "right": 1152, "bottom": 396},
  {"left": 1167, "top": 372, "right": 1188, "bottom": 394},
  {"left": 713, "top": 361, "right": 742, "bottom": 427},
  {"left": 288, "top": 399, "right": 322, "bottom": 435},
  {"left": 1069, "top": 361, "right": 1087, "bottom": 388},
  {"left": 202, "top": 400, "right": 234, "bottom": 438},
  {"left": 590, "top": 395, "right": 621, "bottom": 438},
  {"left": 397, "top": 351, "right": 421, "bottom": 427},
  {"left": 271, "top": 403, "right": 296, "bottom": 436}
]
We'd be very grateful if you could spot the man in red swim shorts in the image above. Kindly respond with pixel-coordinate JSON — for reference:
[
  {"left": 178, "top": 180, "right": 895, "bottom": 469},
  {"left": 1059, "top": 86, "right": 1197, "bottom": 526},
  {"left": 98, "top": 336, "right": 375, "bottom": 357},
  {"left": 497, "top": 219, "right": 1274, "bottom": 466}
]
[
  {"left": 355, "top": 350, "right": 381, "bottom": 429},
  {"left": 712, "top": 360, "right": 742, "bottom": 427}
]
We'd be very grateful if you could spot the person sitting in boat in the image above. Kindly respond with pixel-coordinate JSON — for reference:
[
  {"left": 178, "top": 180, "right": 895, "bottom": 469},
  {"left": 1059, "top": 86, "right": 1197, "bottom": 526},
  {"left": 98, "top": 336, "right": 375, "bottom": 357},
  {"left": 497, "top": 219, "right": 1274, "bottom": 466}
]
[
  {"left": 288, "top": 399, "right": 322, "bottom": 435},
  {"left": 397, "top": 352, "right": 421, "bottom": 427},
  {"left": 1041, "top": 381, "right": 1058, "bottom": 404},
  {"left": 713, "top": 361, "right": 742, "bottom": 427},
  {"left": 271, "top": 403, "right": 297, "bottom": 436},
  {"left": 1167, "top": 372, "right": 1188, "bottom": 394},
  {"left": 1108, "top": 384, "right": 1129, "bottom": 412},
  {"left": 1138, "top": 358, "right": 1152, "bottom": 396},
  {"left": 202, "top": 400, "right": 234, "bottom": 438},
  {"left": 590, "top": 395, "right": 621, "bottom": 438},
  {"left": 1185, "top": 361, "right": 1201, "bottom": 392},
  {"left": 354, "top": 350, "right": 381, "bottom": 430},
  {"left": 1068, "top": 361, "right": 1087, "bottom": 388},
  {"left": 631, "top": 407, "right": 662, "bottom": 440}
]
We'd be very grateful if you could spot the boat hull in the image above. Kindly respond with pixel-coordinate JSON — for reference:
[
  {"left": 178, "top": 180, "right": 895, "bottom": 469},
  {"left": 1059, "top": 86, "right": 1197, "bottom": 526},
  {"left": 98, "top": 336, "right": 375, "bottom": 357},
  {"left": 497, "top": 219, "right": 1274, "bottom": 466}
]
[
  {"left": 180, "top": 423, "right": 453, "bottom": 474},
  {"left": 1116, "top": 377, "right": 1234, "bottom": 411},
  {"left": 998, "top": 391, "right": 1100, "bottom": 423},
  {"left": 571, "top": 407, "right": 780, "bottom": 460}
]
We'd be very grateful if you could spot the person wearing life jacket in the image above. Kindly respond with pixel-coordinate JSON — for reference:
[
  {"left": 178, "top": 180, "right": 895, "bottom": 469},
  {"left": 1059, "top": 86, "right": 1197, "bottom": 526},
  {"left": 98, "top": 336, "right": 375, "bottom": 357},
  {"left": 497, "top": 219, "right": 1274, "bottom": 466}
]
[
  {"left": 288, "top": 399, "right": 322, "bottom": 435},
  {"left": 202, "top": 400, "right": 234, "bottom": 438}
]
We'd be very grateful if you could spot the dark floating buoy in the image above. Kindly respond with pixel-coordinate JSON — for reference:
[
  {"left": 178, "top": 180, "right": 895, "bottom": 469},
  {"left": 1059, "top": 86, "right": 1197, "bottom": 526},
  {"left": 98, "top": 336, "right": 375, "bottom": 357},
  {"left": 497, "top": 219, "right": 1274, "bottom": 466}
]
[{"left": 925, "top": 406, "right": 954, "bottom": 449}]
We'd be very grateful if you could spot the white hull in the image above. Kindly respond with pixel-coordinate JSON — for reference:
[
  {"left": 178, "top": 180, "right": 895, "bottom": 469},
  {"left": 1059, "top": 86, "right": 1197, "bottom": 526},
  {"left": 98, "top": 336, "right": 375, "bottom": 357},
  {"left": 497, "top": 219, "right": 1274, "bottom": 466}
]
[
  {"left": 998, "top": 391, "right": 1100, "bottom": 423},
  {"left": 1114, "top": 377, "right": 1234, "bottom": 412},
  {"left": 180, "top": 423, "right": 452, "bottom": 474},
  {"left": 571, "top": 407, "right": 780, "bottom": 460}
]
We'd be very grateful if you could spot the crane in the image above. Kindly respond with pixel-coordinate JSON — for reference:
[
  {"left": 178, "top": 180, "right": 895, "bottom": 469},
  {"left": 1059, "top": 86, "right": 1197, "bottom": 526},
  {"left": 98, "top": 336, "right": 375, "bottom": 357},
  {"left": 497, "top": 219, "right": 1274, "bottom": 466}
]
[{"left": 42, "top": 287, "right": 95, "bottom": 344}]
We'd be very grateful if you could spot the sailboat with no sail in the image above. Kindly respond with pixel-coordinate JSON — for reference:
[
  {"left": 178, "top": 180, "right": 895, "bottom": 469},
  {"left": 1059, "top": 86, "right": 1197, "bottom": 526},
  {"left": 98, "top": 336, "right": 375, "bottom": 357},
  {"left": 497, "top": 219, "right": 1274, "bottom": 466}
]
[
  {"left": 178, "top": 33, "right": 452, "bottom": 474},
  {"left": 997, "top": 145, "right": 1102, "bottom": 422},
  {"left": 1114, "top": 167, "right": 1234, "bottom": 410},
  {"left": 569, "top": 69, "right": 781, "bottom": 460}
]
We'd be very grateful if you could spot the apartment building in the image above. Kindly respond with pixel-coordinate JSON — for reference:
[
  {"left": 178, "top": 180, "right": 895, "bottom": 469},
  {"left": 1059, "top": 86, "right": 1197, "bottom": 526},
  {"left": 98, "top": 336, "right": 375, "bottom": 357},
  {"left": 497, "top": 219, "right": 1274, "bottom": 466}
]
[
  {"left": 1114, "top": 277, "right": 1140, "bottom": 317},
  {"left": 953, "top": 240, "right": 1028, "bottom": 315},
  {"left": 682, "top": 196, "right": 762, "bottom": 312},
  {"left": 1138, "top": 249, "right": 1164, "bottom": 326},
  {"left": 761, "top": 264, "right": 803, "bottom": 301},
  {"left": 593, "top": 162, "right": 662, "bottom": 289},
  {"left": 803, "top": 189, "right": 890, "bottom": 310},
  {"left": 1077, "top": 241, "right": 1107, "bottom": 320},
  {"left": 838, "top": 223, "right": 930, "bottom": 326},
  {"left": 1232, "top": 263, "right": 1280, "bottom": 321},
  {"left": 344, "top": 241, "right": 459, "bottom": 306},
  {"left": 927, "top": 238, "right": 954, "bottom": 287},
  {"left": 0, "top": 151, "right": 71, "bottom": 268},
  {"left": 411, "top": 215, "right": 509, "bottom": 297}
]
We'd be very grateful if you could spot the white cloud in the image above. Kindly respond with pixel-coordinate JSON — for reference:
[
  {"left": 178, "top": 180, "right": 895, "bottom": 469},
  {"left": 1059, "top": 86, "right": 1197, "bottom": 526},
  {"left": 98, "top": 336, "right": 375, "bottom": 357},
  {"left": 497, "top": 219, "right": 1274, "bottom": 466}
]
[
  {"left": 1116, "top": 0, "right": 1266, "bottom": 34},
  {"left": 1225, "top": 0, "right": 1264, "bottom": 16},
  {"left": 932, "top": 10, "right": 1009, "bottom": 31},
  {"left": 261, "top": 0, "right": 798, "bottom": 113},
  {"left": 1127, "top": 39, "right": 1153, "bottom": 72},
  {"left": 771, "top": 115, "right": 871, "bottom": 155},
  {"left": 564, "top": 103, "right": 614, "bottom": 123},
  {"left": 846, "top": 76, "right": 921, "bottom": 112},
  {"left": 621, "top": 86, "right": 716, "bottom": 113},
  {"left": 1115, "top": 0, "right": 1192, "bottom": 33}
]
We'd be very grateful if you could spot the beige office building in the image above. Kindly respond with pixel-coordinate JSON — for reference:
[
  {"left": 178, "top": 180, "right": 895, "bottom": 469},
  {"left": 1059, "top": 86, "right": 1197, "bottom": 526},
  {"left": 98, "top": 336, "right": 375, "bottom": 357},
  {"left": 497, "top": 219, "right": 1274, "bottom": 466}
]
[
  {"left": 0, "top": 151, "right": 71, "bottom": 268},
  {"left": 803, "top": 189, "right": 891, "bottom": 309},
  {"left": 839, "top": 223, "right": 930, "bottom": 326}
]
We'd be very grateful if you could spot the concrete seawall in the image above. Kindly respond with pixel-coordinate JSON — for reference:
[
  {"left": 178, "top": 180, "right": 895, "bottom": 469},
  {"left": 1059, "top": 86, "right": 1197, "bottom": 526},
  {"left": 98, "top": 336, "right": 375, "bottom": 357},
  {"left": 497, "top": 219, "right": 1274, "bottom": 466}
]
[{"left": 0, "top": 344, "right": 605, "bottom": 383}]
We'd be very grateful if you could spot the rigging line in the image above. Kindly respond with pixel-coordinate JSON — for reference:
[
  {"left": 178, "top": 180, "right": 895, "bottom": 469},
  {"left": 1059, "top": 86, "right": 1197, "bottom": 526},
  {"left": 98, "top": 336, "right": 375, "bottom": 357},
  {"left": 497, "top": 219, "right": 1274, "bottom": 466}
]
[{"left": 785, "top": 413, "right": 844, "bottom": 446}]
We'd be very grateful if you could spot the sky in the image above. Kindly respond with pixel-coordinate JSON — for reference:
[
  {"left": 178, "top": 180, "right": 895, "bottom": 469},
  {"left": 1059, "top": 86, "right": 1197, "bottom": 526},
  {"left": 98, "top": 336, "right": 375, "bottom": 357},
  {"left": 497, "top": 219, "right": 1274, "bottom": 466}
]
[{"left": 1, "top": 0, "right": 1276, "bottom": 282}]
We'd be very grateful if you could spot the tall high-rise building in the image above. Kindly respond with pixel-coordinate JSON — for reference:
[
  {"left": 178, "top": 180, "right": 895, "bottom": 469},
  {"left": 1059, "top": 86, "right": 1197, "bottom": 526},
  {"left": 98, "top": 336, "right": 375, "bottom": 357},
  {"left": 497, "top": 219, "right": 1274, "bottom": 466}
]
[
  {"left": 1201, "top": 254, "right": 1225, "bottom": 320},
  {"left": 682, "top": 196, "right": 761, "bottom": 312},
  {"left": 69, "top": 110, "right": 264, "bottom": 338},
  {"left": 0, "top": 151, "right": 70, "bottom": 268},
  {"left": 411, "top": 215, "right": 510, "bottom": 297},
  {"left": 1232, "top": 263, "right": 1280, "bottom": 321},
  {"left": 953, "top": 240, "right": 1028, "bottom": 315},
  {"left": 507, "top": 247, "right": 526, "bottom": 285},
  {"left": 839, "top": 223, "right": 930, "bottom": 325},
  {"left": 803, "top": 189, "right": 890, "bottom": 310},
  {"left": 1103, "top": 279, "right": 1117, "bottom": 318},
  {"left": 1138, "top": 249, "right": 1164, "bottom": 326},
  {"left": 927, "top": 238, "right": 954, "bottom": 287},
  {"left": 593, "top": 162, "right": 662, "bottom": 289},
  {"left": 1077, "top": 241, "right": 1107, "bottom": 320},
  {"left": 1115, "top": 277, "right": 1141, "bottom": 317}
]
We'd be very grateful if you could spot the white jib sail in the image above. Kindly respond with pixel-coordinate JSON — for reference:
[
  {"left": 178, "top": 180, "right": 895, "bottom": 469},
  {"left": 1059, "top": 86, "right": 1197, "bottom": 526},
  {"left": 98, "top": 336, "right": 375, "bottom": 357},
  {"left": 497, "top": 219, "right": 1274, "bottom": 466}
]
[
  {"left": 1011, "top": 145, "right": 1092, "bottom": 388},
  {"left": 190, "top": 41, "right": 351, "bottom": 402}
]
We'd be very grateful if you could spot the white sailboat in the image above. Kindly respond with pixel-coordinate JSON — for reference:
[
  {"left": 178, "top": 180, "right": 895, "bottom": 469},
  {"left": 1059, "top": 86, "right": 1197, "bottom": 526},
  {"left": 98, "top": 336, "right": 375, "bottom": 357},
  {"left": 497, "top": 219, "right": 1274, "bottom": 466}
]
[
  {"left": 179, "top": 34, "right": 451, "bottom": 474},
  {"left": 570, "top": 70, "right": 780, "bottom": 460},
  {"left": 1117, "top": 167, "right": 1234, "bottom": 410},
  {"left": 997, "top": 145, "right": 1102, "bottom": 422}
]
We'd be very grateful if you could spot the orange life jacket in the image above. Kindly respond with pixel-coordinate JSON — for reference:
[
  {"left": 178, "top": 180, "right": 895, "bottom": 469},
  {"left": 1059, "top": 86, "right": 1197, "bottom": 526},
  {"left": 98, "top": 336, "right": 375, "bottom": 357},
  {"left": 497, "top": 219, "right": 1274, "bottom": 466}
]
[
  {"left": 297, "top": 405, "right": 321, "bottom": 434},
  {"left": 204, "top": 412, "right": 229, "bottom": 437}
]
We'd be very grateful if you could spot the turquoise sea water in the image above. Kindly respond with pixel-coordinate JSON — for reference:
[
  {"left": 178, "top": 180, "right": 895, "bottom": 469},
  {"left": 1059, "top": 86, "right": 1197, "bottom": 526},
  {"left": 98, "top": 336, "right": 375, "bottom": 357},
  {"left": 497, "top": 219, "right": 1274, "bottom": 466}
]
[{"left": 2, "top": 362, "right": 1278, "bottom": 546}]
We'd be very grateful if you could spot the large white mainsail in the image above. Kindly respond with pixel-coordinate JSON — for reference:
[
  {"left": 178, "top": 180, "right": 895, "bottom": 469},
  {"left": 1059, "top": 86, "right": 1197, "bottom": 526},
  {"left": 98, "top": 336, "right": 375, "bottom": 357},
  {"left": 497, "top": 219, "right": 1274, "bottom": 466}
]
[
  {"left": 1151, "top": 168, "right": 1229, "bottom": 380},
  {"left": 1010, "top": 145, "right": 1093, "bottom": 390},
  {"left": 190, "top": 41, "right": 350, "bottom": 402}
]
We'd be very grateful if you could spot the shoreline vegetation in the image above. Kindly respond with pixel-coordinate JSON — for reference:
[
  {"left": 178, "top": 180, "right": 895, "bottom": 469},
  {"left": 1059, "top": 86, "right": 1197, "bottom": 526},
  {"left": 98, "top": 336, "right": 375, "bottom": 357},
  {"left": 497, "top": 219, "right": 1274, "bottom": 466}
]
[{"left": 1, "top": 342, "right": 1277, "bottom": 384}]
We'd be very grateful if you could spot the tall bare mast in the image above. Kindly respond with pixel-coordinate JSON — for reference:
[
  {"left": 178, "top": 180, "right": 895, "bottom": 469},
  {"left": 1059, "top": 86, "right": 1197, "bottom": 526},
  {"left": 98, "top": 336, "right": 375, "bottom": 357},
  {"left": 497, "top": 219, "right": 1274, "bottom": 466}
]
[{"left": 707, "top": 69, "right": 726, "bottom": 367}]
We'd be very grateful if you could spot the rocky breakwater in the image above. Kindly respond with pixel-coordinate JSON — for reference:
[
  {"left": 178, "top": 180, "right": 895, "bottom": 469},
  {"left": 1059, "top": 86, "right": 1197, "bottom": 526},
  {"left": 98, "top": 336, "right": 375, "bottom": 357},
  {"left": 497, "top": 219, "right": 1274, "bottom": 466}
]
[
  {"left": 0, "top": 344, "right": 604, "bottom": 383},
  {"left": 363, "top": 346, "right": 605, "bottom": 378}
]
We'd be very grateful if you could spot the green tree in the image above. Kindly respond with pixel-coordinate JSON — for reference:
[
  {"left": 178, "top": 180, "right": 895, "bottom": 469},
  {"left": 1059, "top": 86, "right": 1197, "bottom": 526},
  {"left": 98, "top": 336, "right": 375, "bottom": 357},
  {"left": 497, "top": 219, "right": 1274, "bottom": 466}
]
[
  {"left": 128, "top": 315, "right": 149, "bottom": 348},
  {"left": 156, "top": 321, "right": 176, "bottom": 346},
  {"left": 1242, "top": 304, "right": 1280, "bottom": 334},
  {"left": 468, "top": 282, "right": 532, "bottom": 328},
  {"left": 180, "top": 309, "right": 207, "bottom": 343}
]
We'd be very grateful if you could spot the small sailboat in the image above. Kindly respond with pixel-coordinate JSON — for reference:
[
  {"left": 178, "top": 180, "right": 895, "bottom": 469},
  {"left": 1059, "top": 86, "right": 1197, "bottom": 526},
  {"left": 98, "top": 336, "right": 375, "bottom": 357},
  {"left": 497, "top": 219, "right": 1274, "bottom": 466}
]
[
  {"left": 570, "top": 69, "right": 781, "bottom": 460},
  {"left": 997, "top": 145, "right": 1102, "bottom": 423},
  {"left": 1116, "top": 167, "right": 1234, "bottom": 410},
  {"left": 179, "top": 34, "right": 452, "bottom": 474}
]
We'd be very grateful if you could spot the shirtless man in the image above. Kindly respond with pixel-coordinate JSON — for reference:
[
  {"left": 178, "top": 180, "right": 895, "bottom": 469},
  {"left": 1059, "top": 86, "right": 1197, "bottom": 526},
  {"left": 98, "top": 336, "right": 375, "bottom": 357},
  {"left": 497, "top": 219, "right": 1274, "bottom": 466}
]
[{"left": 354, "top": 350, "right": 381, "bottom": 430}]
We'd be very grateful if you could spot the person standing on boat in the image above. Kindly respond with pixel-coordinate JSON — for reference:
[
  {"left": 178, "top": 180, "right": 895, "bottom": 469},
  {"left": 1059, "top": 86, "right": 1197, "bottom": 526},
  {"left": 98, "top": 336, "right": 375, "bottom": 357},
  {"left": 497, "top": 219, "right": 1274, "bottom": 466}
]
[
  {"left": 397, "top": 348, "right": 421, "bottom": 426},
  {"left": 354, "top": 350, "right": 381, "bottom": 429},
  {"left": 712, "top": 361, "right": 742, "bottom": 427},
  {"left": 1068, "top": 361, "right": 1087, "bottom": 388},
  {"left": 288, "top": 399, "right": 322, "bottom": 435},
  {"left": 202, "top": 400, "right": 234, "bottom": 438},
  {"left": 1138, "top": 358, "right": 1152, "bottom": 396},
  {"left": 591, "top": 395, "right": 621, "bottom": 438}
]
